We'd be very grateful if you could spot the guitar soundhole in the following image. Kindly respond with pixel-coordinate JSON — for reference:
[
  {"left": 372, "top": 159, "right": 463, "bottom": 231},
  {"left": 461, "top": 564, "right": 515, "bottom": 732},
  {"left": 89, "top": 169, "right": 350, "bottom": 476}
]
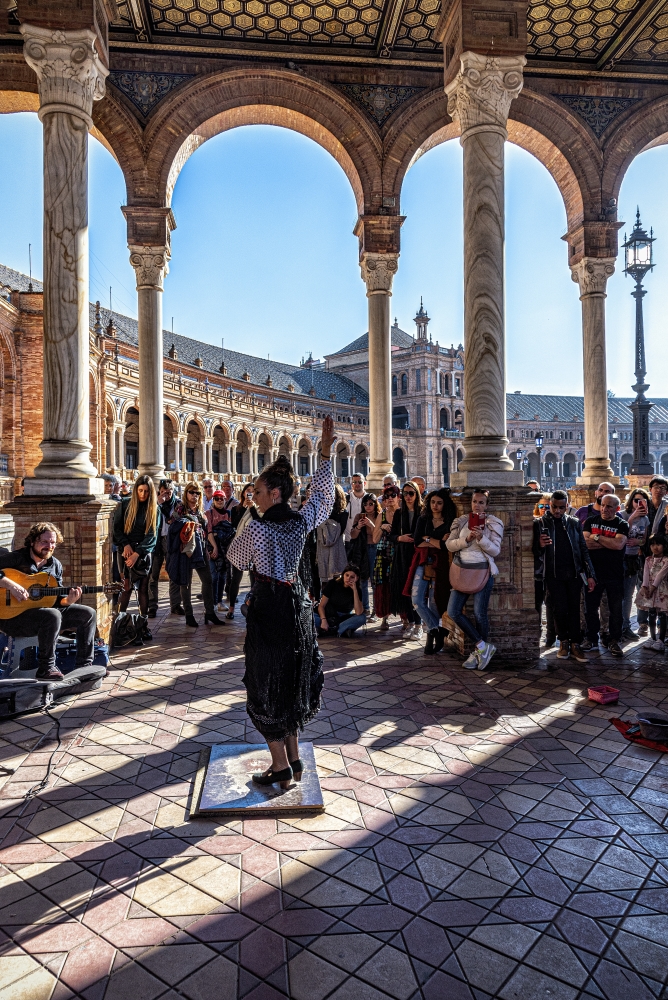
[{"left": 29, "top": 589, "right": 40, "bottom": 601}]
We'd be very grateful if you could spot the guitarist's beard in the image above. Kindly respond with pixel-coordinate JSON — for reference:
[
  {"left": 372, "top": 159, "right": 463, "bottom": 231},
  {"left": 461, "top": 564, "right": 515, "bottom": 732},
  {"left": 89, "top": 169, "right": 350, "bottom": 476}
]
[{"left": 31, "top": 543, "right": 55, "bottom": 564}]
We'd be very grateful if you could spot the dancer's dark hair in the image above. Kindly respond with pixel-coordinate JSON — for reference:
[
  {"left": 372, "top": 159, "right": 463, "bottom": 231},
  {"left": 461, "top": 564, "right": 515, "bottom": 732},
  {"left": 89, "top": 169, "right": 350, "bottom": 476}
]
[{"left": 257, "top": 455, "right": 296, "bottom": 503}]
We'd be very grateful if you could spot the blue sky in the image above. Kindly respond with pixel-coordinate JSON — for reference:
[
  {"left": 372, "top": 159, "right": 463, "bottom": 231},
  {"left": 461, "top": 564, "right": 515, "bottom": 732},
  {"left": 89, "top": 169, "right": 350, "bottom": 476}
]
[{"left": 1, "top": 110, "right": 666, "bottom": 397}]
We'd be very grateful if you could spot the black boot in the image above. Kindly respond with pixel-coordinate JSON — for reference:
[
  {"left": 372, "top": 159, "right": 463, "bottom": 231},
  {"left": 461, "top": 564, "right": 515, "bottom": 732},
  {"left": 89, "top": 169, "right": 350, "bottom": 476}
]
[
  {"left": 204, "top": 611, "right": 224, "bottom": 625},
  {"left": 424, "top": 628, "right": 438, "bottom": 655},
  {"left": 433, "top": 627, "right": 448, "bottom": 654},
  {"left": 185, "top": 615, "right": 198, "bottom": 628}
]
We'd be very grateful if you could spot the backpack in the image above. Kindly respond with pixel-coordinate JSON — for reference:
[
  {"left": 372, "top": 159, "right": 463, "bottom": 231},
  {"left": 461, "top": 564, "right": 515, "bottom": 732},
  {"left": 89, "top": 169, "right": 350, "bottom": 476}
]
[{"left": 110, "top": 612, "right": 144, "bottom": 648}]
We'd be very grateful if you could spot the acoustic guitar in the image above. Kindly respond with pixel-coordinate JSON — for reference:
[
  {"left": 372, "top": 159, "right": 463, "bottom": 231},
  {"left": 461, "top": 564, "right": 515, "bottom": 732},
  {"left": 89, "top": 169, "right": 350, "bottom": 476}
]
[{"left": 0, "top": 569, "right": 122, "bottom": 619}]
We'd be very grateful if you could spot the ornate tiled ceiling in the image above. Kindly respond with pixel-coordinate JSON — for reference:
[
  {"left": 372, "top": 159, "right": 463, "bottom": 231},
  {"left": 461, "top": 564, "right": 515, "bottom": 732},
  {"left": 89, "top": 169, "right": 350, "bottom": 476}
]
[{"left": 111, "top": 0, "right": 668, "bottom": 65}]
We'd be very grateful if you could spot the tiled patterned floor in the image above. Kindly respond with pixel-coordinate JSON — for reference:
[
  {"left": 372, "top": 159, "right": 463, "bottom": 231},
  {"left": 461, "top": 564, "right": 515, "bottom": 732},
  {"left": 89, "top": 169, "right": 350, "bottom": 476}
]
[{"left": 1, "top": 588, "right": 668, "bottom": 1000}]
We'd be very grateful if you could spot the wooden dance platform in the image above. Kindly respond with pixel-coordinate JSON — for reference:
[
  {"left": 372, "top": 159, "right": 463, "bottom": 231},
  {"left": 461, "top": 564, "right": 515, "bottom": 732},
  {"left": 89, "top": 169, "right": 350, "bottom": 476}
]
[{"left": 190, "top": 742, "right": 325, "bottom": 817}]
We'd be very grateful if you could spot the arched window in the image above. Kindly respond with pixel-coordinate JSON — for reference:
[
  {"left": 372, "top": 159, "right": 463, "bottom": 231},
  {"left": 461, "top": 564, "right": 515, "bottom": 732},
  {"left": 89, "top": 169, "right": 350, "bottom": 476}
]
[
  {"left": 393, "top": 447, "right": 406, "bottom": 479},
  {"left": 442, "top": 449, "right": 449, "bottom": 485},
  {"left": 443, "top": 373, "right": 450, "bottom": 394},
  {"left": 392, "top": 375, "right": 397, "bottom": 397},
  {"left": 392, "top": 406, "right": 409, "bottom": 430},
  {"left": 401, "top": 373, "right": 408, "bottom": 395},
  {"left": 440, "top": 408, "right": 448, "bottom": 430}
]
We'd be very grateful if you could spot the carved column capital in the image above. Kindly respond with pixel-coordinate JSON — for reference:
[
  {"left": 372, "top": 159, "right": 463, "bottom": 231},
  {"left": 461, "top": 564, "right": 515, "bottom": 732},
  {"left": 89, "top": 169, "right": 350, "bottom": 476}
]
[
  {"left": 445, "top": 52, "right": 525, "bottom": 139},
  {"left": 128, "top": 245, "right": 170, "bottom": 290},
  {"left": 570, "top": 257, "right": 615, "bottom": 297},
  {"left": 360, "top": 252, "right": 399, "bottom": 295},
  {"left": 20, "top": 25, "right": 108, "bottom": 127}
]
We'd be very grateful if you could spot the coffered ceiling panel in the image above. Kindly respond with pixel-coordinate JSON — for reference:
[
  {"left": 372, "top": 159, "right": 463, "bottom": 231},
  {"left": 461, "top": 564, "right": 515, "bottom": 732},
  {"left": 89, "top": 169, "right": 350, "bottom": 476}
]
[{"left": 110, "top": 0, "right": 668, "bottom": 67}]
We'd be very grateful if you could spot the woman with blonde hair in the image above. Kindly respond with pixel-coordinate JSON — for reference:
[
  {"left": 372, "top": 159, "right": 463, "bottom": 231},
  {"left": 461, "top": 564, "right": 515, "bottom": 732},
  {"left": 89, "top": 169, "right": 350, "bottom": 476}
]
[
  {"left": 167, "top": 481, "right": 223, "bottom": 628},
  {"left": 113, "top": 474, "right": 159, "bottom": 639}
]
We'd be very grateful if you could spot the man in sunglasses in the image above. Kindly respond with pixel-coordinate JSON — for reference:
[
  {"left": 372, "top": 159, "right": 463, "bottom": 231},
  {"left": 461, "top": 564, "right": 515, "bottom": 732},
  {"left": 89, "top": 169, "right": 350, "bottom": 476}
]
[{"left": 534, "top": 491, "right": 595, "bottom": 663}]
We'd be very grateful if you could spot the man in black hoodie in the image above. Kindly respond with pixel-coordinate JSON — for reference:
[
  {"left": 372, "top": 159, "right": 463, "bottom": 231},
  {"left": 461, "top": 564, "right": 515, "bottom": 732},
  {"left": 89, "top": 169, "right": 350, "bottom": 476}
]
[{"left": 534, "top": 491, "right": 596, "bottom": 663}]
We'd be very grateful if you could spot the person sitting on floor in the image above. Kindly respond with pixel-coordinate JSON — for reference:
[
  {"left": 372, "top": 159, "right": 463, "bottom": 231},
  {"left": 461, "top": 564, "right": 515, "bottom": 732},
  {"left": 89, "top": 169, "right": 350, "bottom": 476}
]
[{"left": 315, "top": 564, "right": 366, "bottom": 638}]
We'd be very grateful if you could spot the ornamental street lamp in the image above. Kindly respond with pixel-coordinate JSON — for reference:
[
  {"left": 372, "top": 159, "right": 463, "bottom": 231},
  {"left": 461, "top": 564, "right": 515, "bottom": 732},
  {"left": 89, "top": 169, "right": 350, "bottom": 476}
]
[
  {"left": 612, "top": 429, "right": 619, "bottom": 475},
  {"left": 623, "top": 209, "right": 655, "bottom": 476},
  {"left": 535, "top": 433, "right": 543, "bottom": 484}
]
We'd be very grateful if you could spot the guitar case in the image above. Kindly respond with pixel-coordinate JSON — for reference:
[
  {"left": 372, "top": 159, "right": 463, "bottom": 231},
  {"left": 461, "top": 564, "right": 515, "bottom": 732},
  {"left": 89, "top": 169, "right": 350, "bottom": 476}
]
[{"left": 0, "top": 664, "right": 107, "bottom": 718}]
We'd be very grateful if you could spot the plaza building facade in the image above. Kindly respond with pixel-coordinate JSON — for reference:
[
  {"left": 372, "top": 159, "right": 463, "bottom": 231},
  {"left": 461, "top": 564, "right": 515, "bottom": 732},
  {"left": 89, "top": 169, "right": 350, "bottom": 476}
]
[{"left": 4, "top": 262, "right": 667, "bottom": 500}]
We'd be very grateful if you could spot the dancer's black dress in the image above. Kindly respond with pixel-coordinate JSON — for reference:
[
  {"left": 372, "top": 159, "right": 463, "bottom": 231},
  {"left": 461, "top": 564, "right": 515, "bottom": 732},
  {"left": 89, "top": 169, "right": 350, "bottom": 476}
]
[{"left": 227, "top": 459, "right": 334, "bottom": 741}]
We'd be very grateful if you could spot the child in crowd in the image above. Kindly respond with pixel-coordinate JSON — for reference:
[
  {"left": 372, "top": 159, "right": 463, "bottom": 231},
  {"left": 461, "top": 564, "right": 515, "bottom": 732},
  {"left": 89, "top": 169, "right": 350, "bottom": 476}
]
[{"left": 636, "top": 533, "right": 668, "bottom": 652}]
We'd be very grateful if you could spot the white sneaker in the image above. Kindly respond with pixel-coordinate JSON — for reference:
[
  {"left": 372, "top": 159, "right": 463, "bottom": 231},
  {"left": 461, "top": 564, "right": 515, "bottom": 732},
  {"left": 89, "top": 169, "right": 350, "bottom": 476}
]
[
  {"left": 477, "top": 641, "right": 497, "bottom": 670},
  {"left": 414, "top": 626, "right": 424, "bottom": 640},
  {"left": 217, "top": 602, "right": 227, "bottom": 612},
  {"left": 653, "top": 640, "right": 665, "bottom": 652},
  {"left": 463, "top": 650, "right": 479, "bottom": 670}
]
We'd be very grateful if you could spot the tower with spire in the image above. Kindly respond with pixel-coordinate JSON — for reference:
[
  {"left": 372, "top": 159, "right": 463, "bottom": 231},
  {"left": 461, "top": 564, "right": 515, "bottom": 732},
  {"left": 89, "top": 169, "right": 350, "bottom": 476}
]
[{"left": 414, "top": 299, "right": 430, "bottom": 342}]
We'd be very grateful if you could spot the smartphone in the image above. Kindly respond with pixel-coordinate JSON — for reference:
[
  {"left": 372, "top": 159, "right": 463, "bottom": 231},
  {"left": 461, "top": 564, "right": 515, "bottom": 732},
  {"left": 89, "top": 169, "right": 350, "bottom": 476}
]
[{"left": 468, "top": 513, "right": 486, "bottom": 529}]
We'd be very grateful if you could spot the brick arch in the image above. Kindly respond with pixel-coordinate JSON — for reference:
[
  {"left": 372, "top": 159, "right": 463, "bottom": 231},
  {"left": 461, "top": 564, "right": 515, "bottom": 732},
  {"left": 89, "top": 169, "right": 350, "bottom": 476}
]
[
  {"left": 384, "top": 87, "right": 596, "bottom": 233},
  {"left": 602, "top": 95, "right": 668, "bottom": 208},
  {"left": 135, "top": 68, "right": 381, "bottom": 215}
]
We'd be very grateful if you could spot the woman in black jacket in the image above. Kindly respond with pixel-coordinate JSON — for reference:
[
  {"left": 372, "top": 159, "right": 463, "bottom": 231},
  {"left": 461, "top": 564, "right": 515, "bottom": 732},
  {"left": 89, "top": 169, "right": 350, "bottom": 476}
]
[
  {"left": 389, "top": 481, "right": 424, "bottom": 637},
  {"left": 410, "top": 489, "right": 457, "bottom": 654},
  {"left": 225, "top": 483, "right": 258, "bottom": 618},
  {"left": 113, "top": 474, "right": 159, "bottom": 638}
]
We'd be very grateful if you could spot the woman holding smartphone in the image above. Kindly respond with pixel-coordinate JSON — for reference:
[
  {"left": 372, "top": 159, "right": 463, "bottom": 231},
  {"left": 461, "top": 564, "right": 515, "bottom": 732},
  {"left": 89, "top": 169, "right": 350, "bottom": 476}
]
[
  {"left": 446, "top": 490, "right": 504, "bottom": 670},
  {"left": 621, "top": 487, "right": 651, "bottom": 639}
]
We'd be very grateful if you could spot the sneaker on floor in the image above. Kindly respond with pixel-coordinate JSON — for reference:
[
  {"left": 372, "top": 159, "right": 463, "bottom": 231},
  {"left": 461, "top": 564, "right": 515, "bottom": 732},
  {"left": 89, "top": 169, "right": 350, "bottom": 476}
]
[
  {"left": 544, "top": 633, "right": 556, "bottom": 649},
  {"left": 462, "top": 650, "right": 479, "bottom": 670},
  {"left": 379, "top": 619, "right": 390, "bottom": 632},
  {"left": 414, "top": 626, "right": 424, "bottom": 640},
  {"left": 557, "top": 640, "right": 570, "bottom": 659},
  {"left": 653, "top": 639, "right": 665, "bottom": 652},
  {"left": 366, "top": 614, "right": 378, "bottom": 623},
  {"left": 477, "top": 642, "right": 496, "bottom": 670},
  {"left": 217, "top": 602, "right": 228, "bottom": 612},
  {"left": 570, "top": 643, "right": 588, "bottom": 664},
  {"left": 608, "top": 641, "right": 624, "bottom": 658},
  {"left": 580, "top": 638, "right": 594, "bottom": 651},
  {"left": 643, "top": 639, "right": 657, "bottom": 651},
  {"left": 638, "top": 623, "right": 649, "bottom": 636},
  {"left": 599, "top": 632, "right": 610, "bottom": 648},
  {"left": 147, "top": 609, "right": 157, "bottom": 619},
  {"left": 621, "top": 627, "right": 638, "bottom": 641},
  {"left": 171, "top": 606, "right": 185, "bottom": 616},
  {"left": 403, "top": 625, "right": 415, "bottom": 639}
]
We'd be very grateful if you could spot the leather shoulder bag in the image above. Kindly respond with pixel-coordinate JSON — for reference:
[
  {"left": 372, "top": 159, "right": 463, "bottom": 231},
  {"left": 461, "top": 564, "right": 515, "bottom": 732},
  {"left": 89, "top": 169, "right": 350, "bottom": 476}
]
[{"left": 449, "top": 552, "right": 490, "bottom": 594}]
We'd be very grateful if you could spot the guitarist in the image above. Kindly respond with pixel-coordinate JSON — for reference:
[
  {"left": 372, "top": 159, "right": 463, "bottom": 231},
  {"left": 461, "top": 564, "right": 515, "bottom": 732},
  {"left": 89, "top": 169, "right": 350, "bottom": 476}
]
[{"left": 0, "top": 522, "right": 97, "bottom": 681}]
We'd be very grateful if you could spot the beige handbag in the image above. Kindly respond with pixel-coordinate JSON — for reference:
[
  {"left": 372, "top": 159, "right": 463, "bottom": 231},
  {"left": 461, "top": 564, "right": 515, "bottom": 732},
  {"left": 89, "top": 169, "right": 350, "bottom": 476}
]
[{"left": 449, "top": 553, "right": 490, "bottom": 594}]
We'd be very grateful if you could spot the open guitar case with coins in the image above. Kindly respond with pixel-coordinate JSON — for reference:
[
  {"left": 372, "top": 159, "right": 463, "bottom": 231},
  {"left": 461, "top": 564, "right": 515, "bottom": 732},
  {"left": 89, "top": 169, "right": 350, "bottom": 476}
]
[{"left": 0, "top": 635, "right": 109, "bottom": 718}]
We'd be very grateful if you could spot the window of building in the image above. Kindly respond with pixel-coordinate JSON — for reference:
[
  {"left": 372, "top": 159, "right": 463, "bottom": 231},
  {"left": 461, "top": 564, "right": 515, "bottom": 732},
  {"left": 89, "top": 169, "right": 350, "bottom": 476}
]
[
  {"left": 401, "top": 373, "right": 408, "bottom": 395},
  {"left": 429, "top": 451, "right": 433, "bottom": 473},
  {"left": 126, "top": 442, "right": 138, "bottom": 470},
  {"left": 427, "top": 369, "right": 432, "bottom": 391},
  {"left": 416, "top": 370, "right": 422, "bottom": 391},
  {"left": 392, "top": 406, "right": 409, "bottom": 430},
  {"left": 440, "top": 408, "right": 448, "bottom": 430},
  {"left": 455, "top": 377, "right": 461, "bottom": 396},
  {"left": 392, "top": 375, "right": 397, "bottom": 396},
  {"left": 428, "top": 403, "right": 432, "bottom": 429},
  {"left": 393, "top": 447, "right": 406, "bottom": 479},
  {"left": 340, "top": 456, "right": 349, "bottom": 477},
  {"left": 212, "top": 450, "right": 220, "bottom": 473},
  {"left": 416, "top": 404, "right": 422, "bottom": 428},
  {"left": 258, "top": 452, "right": 266, "bottom": 471},
  {"left": 299, "top": 457, "right": 309, "bottom": 477},
  {"left": 186, "top": 447, "right": 195, "bottom": 473},
  {"left": 235, "top": 452, "right": 243, "bottom": 474}
]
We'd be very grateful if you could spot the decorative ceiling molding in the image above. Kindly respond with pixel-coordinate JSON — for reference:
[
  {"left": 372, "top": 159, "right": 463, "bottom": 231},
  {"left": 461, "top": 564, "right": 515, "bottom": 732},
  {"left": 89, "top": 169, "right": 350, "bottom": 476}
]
[
  {"left": 554, "top": 94, "right": 641, "bottom": 136},
  {"left": 108, "top": 70, "right": 195, "bottom": 116},
  {"left": 335, "top": 82, "right": 427, "bottom": 125}
]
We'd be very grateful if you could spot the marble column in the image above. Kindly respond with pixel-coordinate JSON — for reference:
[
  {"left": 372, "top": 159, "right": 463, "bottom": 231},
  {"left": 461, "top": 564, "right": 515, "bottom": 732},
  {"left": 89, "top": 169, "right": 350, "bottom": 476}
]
[
  {"left": 570, "top": 258, "right": 617, "bottom": 485},
  {"left": 128, "top": 247, "right": 169, "bottom": 481},
  {"left": 445, "top": 52, "right": 525, "bottom": 486},
  {"left": 21, "top": 25, "right": 107, "bottom": 494},
  {"left": 360, "top": 252, "right": 398, "bottom": 490}
]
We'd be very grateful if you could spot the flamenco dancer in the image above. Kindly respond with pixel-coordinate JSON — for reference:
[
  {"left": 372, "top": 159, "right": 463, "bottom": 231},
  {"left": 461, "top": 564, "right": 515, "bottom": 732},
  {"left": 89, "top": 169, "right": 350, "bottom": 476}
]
[{"left": 227, "top": 416, "right": 336, "bottom": 789}]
